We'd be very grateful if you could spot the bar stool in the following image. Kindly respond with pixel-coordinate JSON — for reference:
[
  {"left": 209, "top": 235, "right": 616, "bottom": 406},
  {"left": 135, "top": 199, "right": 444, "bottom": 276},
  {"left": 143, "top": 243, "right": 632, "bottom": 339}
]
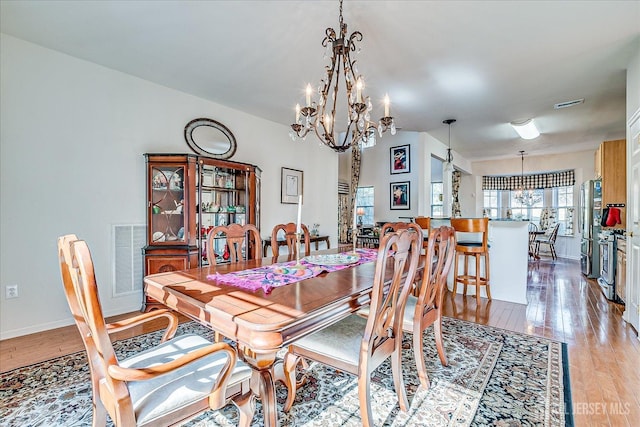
[
  {"left": 450, "top": 218, "right": 491, "bottom": 305},
  {"left": 414, "top": 216, "right": 431, "bottom": 251}
]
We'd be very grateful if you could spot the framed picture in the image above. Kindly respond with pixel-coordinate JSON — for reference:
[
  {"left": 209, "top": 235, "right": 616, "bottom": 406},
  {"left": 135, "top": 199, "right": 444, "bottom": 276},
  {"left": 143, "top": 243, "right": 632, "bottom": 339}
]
[
  {"left": 390, "top": 181, "right": 410, "bottom": 210},
  {"left": 390, "top": 144, "right": 410, "bottom": 174},
  {"left": 281, "top": 167, "right": 303, "bottom": 204}
]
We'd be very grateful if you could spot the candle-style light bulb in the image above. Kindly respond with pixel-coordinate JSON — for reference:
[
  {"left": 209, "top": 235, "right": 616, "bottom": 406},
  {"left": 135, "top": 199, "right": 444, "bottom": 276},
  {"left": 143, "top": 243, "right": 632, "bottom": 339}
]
[
  {"left": 305, "top": 84, "right": 312, "bottom": 107},
  {"left": 296, "top": 195, "right": 302, "bottom": 233},
  {"left": 295, "top": 103, "right": 301, "bottom": 123},
  {"left": 356, "top": 78, "right": 363, "bottom": 103},
  {"left": 325, "top": 114, "right": 332, "bottom": 133},
  {"left": 384, "top": 94, "right": 390, "bottom": 117}
]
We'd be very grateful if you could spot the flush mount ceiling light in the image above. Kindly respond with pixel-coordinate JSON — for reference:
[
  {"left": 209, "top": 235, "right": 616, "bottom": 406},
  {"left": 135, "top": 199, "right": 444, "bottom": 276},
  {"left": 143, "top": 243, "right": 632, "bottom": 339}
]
[{"left": 510, "top": 119, "right": 540, "bottom": 140}]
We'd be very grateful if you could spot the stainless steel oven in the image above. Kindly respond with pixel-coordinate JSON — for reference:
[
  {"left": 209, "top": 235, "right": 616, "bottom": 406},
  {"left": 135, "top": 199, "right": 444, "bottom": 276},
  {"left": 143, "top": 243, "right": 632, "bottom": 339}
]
[{"left": 597, "top": 231, "right": 616, "bottom": 300}]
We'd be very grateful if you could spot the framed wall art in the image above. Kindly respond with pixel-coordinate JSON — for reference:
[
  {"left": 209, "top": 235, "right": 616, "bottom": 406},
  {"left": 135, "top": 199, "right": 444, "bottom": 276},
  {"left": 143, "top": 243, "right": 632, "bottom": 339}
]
[
  {"left": 390, "top": 144, "right": 410, "bottom": 174},
  {"left": 390, "top": 181, "right": 410, "bottom": 210},
  {"left": 281, "top": 167, "right": 303, "bottom": 204}
]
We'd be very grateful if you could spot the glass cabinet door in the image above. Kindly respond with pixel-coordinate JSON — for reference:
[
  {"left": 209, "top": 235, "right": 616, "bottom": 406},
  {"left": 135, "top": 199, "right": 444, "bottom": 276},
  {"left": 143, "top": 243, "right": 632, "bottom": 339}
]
[
  {"left": 197, "top": 165, "right": 248, "bottom": 265},
  {"left": 150, "top": 165, "right": 187, "bottom": 244}
]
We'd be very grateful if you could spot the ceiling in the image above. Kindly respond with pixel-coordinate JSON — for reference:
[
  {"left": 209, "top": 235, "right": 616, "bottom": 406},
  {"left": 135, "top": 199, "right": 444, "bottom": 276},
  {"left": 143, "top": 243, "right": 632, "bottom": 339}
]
[{"left": 1, "top": 0, "right": 638, "bottom": 161}]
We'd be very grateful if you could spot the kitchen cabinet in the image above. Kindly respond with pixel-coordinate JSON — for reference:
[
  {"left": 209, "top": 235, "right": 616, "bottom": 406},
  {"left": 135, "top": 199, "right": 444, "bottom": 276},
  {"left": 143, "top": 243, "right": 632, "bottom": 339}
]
[
  {"left": 595, "top": 139, "right": 626, "bottom": 229},
  {"left": 142, "top": 153, "right": 261, "bottom": 310}
]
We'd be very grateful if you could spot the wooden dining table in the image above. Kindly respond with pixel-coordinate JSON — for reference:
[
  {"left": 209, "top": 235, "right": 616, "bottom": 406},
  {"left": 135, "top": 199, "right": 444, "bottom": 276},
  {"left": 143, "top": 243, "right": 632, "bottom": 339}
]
[{"left": 143, "top": 248, "right": 379, "bottom": 427}]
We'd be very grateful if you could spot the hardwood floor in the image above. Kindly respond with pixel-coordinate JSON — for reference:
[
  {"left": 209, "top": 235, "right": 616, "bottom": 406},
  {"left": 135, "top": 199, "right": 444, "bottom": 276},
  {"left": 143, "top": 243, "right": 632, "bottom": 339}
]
[{"left": 1, "top": 258, "right": 639, "bottom": 426}]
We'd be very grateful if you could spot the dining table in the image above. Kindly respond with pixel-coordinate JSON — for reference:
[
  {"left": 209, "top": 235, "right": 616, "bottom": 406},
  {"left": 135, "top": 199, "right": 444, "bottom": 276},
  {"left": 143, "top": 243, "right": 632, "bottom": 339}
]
[{"left": 143, "top": 247, "right": 381, "bottom": 427}]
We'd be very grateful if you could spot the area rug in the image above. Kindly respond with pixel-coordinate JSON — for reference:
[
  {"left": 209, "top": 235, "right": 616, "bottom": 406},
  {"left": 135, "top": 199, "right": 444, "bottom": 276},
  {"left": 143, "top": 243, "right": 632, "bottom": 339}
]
[{"left": 0, "top": 318, "right": 572, "bottom": 426}]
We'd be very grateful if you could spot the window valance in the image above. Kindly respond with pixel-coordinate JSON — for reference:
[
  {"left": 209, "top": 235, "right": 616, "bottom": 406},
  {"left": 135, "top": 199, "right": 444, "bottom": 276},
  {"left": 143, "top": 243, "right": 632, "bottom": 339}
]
[{"left": 482, "top": 169, "right": 574, "bottom": 191}]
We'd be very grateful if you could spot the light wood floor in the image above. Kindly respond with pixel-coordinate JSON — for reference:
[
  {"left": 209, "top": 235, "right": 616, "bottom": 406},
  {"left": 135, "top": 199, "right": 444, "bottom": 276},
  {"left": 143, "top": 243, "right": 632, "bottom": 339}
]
[{"left": 1, "top": 258, "right": 639, "bottom": 426}]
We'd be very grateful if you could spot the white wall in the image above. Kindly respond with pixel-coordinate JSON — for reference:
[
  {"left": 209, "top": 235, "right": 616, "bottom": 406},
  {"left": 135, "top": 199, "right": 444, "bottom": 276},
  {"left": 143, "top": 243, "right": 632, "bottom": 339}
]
[
  {"left": 0, "top": 34, "right": 338, "bottom": 339},
  {"left": 462, "top": 150, "right": 595, "bottom": 259},
  {"left": 340, "top": 130, "right": 472, "bottom": 221}
]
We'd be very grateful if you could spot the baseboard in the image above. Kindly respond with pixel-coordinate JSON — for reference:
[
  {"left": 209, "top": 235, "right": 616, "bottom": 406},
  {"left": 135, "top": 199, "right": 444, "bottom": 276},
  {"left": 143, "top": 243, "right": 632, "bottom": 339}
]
[{"left": 0, "top": 304, "right": 142, "bottom": 340}]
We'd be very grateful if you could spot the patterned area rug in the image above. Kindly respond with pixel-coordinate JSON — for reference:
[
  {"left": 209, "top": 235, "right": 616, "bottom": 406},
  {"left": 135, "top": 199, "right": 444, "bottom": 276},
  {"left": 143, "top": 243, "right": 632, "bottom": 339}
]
[{"left": 0, "top": 318, "right": 572, "bottom": 426}]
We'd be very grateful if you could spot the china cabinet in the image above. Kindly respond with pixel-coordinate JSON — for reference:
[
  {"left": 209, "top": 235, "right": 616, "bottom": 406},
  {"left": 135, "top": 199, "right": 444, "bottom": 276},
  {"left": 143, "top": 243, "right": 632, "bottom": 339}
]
[{"left": 142, "top": 153, "right": 261, "bottom": 310}]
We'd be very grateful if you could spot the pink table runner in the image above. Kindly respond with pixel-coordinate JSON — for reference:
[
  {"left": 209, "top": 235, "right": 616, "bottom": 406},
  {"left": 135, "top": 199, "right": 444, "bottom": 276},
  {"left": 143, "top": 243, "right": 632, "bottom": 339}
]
[{"left": 208, "top": 248, "right": 378, "bottom": 293}]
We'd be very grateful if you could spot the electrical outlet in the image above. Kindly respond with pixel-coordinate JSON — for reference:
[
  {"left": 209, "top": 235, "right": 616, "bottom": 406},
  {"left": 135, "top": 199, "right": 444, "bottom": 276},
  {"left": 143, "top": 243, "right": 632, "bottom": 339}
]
[{"left": 6, "top": 284, "right": 18, "bottom": 299}]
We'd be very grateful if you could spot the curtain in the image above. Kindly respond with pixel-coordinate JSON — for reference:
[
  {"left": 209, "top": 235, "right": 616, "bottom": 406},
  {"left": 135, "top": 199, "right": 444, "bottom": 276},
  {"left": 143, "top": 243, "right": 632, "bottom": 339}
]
[
  {"left": 338, "top": 193, "right": 349, "bottom": 244},
  {"left": 349, "top": 143, "right": 362, "bottom": 243},
  {"left": 482, "top": 169, "right": 575, "bottom": 190},
  {"left": 539, "top": 207, "right": 558, "bottom": 232},
  {"left": 451, "top": 170, "right": 461, "bottom": 218}
]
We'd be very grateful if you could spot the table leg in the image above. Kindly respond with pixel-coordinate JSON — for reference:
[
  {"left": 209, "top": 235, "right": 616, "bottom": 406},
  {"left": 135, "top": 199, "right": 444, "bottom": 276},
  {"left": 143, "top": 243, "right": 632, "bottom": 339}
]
[{"left": 239, "top": 345, "right": 279, "bottom": 427}]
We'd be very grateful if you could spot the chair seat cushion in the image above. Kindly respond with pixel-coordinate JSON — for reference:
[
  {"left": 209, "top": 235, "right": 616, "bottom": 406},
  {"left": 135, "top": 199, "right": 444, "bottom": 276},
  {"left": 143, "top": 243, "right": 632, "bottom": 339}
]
[
  {"left": 292, "top": 314, "right": 367, "bottom": 369},
  {"left": 457, "top": 241, "right": 482, "bottom": 247},
  {"left": 121, "top": 334, "right": 251, "bottom": 425}
]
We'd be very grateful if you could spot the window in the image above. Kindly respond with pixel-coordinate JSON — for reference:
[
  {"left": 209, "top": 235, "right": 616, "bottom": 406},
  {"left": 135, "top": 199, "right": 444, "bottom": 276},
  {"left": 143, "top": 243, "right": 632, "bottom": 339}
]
[
  {"left": 482, "top": 185, "right": 575, "bottom": 236},
  {"left": 431, "top": 182, "right": 443, "bottom": 216},
  {"left": 483, "top": 190, "right": 499, "bottom": 219},
  {"left": 355, "top": 186, "right": 374, "bottom": 226},
  {"left": 554, "top": 185, "right": 574, "bottom": 235}
]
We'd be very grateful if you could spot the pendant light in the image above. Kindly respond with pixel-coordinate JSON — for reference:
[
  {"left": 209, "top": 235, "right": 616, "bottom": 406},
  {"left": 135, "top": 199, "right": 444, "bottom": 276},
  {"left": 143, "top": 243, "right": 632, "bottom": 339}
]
[{"left": 443, "top": 119, "right": 456, "bottom": 163}]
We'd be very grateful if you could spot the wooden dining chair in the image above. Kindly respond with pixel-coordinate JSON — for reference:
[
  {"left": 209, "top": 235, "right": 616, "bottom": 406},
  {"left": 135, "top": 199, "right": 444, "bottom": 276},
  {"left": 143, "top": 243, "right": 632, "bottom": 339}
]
[
  {"left": 528, "top": 222, "right": 539, "bottom": 258},
  {"left": 534, "top": 222, "right": 560, "bottom": 260},
  {"left": 270, "top": 222, "right": 311, "bottom": 258},
  {"left": 401, "top": 225, "right": 456, "bottom": 389},
  {"left": 206, "top": 223, "right": 262, "bottom": 265},
  {"left": 380, "top": 221, "right": 421, "bottom": 235},
  {"left": 379, "top": 221, "right": 425, "bottom": 293},
  {"left": 281, "top": 228, "right": 421, "bottom": 426},
  {"left": 58, "top": 235, "right": 255, "bottom": 427}
]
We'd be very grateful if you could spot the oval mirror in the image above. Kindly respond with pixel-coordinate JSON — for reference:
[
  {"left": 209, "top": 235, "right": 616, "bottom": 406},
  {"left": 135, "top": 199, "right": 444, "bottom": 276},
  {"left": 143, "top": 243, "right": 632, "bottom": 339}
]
[{"left": 184, "top": 118, "right": 237, "bottom": 159}]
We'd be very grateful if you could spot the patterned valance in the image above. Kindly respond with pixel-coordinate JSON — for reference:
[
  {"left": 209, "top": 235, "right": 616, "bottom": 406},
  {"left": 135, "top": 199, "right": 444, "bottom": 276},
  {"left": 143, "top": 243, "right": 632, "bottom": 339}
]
[{"left": 482, "top": 169, "right": 574, "bottom": 191}]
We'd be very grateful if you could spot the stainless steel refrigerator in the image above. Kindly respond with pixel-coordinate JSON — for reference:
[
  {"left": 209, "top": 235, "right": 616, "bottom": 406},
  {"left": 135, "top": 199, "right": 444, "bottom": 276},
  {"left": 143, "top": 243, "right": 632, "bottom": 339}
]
[{"left": 580, "top": 179, "right": 601, "bottom": 277}]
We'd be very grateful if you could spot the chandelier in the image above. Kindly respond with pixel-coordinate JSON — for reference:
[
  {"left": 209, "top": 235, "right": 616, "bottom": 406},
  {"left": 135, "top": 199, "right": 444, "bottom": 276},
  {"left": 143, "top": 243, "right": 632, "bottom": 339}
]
[
  {"left": 515, "top": 150, "right": 535, "bottom": 206},
  {"left": 289, "top": 0, "right": 396, "bottom": 152}
]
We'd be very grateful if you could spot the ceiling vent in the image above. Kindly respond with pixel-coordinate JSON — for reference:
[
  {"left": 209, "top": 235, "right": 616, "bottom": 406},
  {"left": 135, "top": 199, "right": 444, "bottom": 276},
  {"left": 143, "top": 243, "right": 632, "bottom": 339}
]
[{"left": 554, "top": 98, "right": 584, "bottom": 109}]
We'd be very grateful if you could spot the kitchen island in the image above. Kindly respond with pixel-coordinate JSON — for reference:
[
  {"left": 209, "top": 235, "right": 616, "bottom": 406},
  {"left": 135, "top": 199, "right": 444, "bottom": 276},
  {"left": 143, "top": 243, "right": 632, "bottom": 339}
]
[{"left": 432, "top": 218, "right": 529, "bottom": 305}]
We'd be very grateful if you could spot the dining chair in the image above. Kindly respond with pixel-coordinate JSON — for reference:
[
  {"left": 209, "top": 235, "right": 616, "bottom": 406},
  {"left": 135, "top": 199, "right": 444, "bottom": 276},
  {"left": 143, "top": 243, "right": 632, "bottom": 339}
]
[
  {"left": 528, "top": 222, "right": 539, "bottom": 258},
  {"left": 270, "top": 222, "right": 311, "bottom": 258},
  {"left": 281, "top": 228, "right": 421, "bottom": 426},
  {"left": 380, "top": 221, "right": 421, "bottom": 235},
  {"left": 206, "top": 223, "right": 262, "bottom": 265},
  {"left": 58, "top": 235, "right": 255, "bottom": 427},
  {"left": 534, "top": 222, "right": 560, "bottom": 260},
  {"left": 379, "top": 221, "right": 425, "bottom": 293},
  {"left": 401, "top": 225, "right": 455, "bottom": 389}
]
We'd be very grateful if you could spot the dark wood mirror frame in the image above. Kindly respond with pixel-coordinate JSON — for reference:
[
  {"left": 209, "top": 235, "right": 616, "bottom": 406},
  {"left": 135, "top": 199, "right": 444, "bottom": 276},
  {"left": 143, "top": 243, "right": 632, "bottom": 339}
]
[{"left": 184, "top": 118, "right": 237, "bottom": 159}]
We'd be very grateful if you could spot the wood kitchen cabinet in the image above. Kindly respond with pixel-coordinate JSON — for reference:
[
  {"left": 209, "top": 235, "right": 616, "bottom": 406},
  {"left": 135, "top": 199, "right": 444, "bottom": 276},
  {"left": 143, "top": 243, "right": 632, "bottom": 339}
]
[
  {"left": 594, "top": 139, "right": 626, "bottom": 229},
  {"left": 142, "top": 153, "right": 261, "bottom": 311}
]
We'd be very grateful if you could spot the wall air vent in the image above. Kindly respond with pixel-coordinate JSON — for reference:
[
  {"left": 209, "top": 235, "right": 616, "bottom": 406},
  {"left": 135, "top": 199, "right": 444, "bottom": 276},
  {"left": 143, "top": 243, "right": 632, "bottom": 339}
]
[
  {"left": 112, "top": 224, "right": 145, "bottom": 297},
  {"left": 554, "top": 98, "right": 584, "bottom": 109}
]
